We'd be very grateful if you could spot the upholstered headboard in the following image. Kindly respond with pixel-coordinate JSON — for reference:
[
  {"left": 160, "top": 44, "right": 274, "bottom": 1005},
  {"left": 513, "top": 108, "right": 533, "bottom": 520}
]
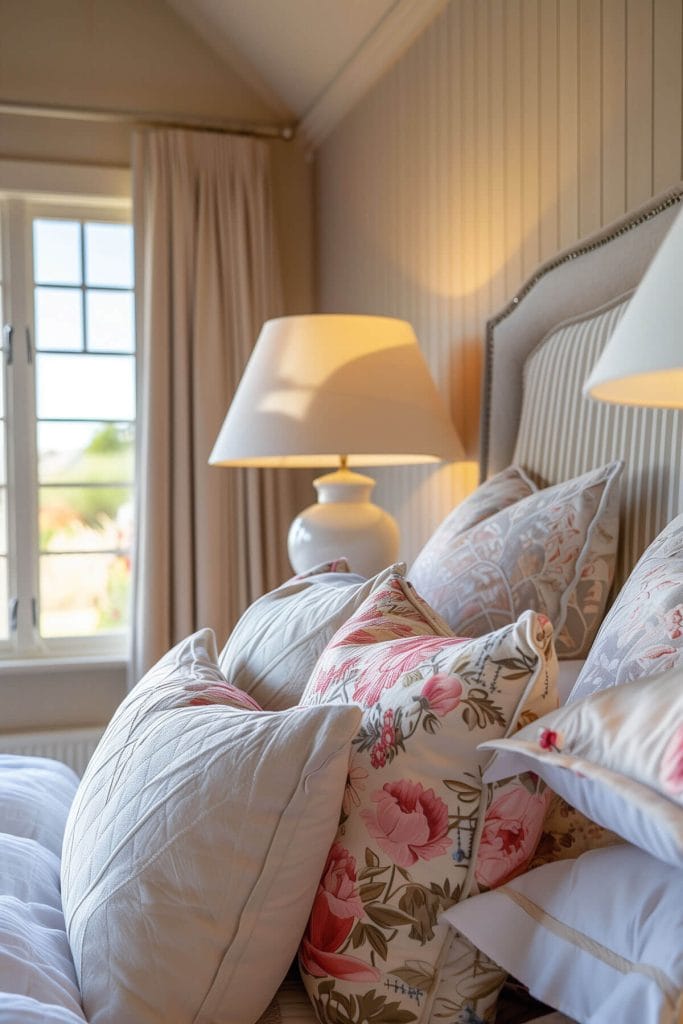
[{"left": 481, "top": 184, "right": 683, "bottom": 592}]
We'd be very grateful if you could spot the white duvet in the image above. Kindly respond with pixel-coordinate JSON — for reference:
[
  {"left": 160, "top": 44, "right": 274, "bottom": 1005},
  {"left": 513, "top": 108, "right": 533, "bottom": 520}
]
[{"left": 0, "top": 755, "right": 85, "bottom": 1023}]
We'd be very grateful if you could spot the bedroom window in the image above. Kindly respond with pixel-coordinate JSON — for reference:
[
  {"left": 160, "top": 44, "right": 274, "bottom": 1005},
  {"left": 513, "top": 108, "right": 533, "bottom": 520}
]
[{"left": 0, "top": 198, "right": 135, "bottom": 659}]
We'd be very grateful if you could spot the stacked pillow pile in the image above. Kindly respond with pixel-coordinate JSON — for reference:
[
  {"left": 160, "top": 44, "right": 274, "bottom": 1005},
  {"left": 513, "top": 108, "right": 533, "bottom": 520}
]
[
  {"left": 58, "top": 460, "right": 683, "bottom": 1024},
  {"left": 445, "top": 511, "right": 683, "bottom": 1024}
]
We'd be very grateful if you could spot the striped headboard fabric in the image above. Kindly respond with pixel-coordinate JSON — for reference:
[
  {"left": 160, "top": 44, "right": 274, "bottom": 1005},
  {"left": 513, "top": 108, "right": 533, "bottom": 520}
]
[
  {"left": 513, "top": 293, "right": 682, "bottom": 595},
  {"left": 482, "top": 183, "right": 683, "bottom": 585}
]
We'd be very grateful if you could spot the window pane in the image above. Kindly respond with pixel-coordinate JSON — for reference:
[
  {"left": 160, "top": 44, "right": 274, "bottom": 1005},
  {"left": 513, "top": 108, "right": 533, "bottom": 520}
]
[
  {"left": 38, "top": 422, "right": 134, "bottom": 485},
  {"left": 84, "top": 223, "right": 134, "bottom": 288},
  {"left": 0, "top": 557, "right": 7, "bottom": 640},
  {"left": 86, "top": 290, "right": 135, "bottom": 352},
  {"left": 39, "top": 485, "right": 133, "bottom": 552},
  {"left": 0, "top": 489, "right": 6, "bottom": 557},
  {"left": 35, "top": 287, "right": 83, "bottom": 351},
  {"left": 40, "top": 552, "right": 131, "bottom": 637},
  {"left": 36, "top": 353, "right": 135, "bottom": 420},
  {"left": 33, "top": 220, "right": 82, "bottom": 285},
  {"left": 0, "top": 285, "right": 4, "bottom": 419}
]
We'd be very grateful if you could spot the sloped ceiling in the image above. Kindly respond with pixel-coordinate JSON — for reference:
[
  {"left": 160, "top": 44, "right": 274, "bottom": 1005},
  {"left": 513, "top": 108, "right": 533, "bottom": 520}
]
[{"left": 165, "top": 0, "right": 447, "bottom": 146}]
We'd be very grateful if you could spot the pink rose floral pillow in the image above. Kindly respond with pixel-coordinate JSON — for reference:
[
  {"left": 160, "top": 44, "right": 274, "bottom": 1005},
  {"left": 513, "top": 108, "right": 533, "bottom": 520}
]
[
  {"left": 411, "top": 461, "right": 623, "bottom": 659},
  {"left": 298, "top": 574, "right": 558, "bottom": 1024}
]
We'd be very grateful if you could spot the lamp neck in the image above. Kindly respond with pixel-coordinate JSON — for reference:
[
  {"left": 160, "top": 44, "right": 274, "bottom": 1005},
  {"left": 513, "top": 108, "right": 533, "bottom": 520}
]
[{"left": 313, "top": 466, "right": 376, "bottom": 504}]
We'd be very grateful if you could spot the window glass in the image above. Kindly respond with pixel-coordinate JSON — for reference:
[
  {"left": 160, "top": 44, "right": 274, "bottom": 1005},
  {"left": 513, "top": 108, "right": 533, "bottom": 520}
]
[
  {"left": 0, "top": 490, "right": 6, "bottom": 555},
  {"left": 84, "top": 223, "right": 134, "bottom": 288},
  {"left": 86, "top": 290, "right": 135, "bottom": 352},
  {"left": 0, "top": 559, "right": 7, "bottom": 641},
  {"left": 39, "top": 552, "right": 131, "bottom": 638},
  {"left": 33, "top": 220, "right": 82, "bottom": 285},
  {"left": 39, "top": 486, "right": 133, "bottom": 553},
  {"left": 38, "top": 422, "right": 134, "bottom": 485},
  {"left": 0, "top": 204, "right": 134, "bottom": 653},
  {"left": 0, "top": 240, "right": 7, "bottom": 640},
  {"left": 36, "top": 353, "right": 135, "bottom": 421},
  {"left": 35, "top": 286, "right": 83, "bottom": 350},
  {"left": 31, "top": 213, "right": 135, "bottom": 646}
]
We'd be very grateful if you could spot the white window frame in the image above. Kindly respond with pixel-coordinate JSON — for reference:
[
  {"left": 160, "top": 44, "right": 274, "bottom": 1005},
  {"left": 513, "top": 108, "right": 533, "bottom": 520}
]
[{"left": 0, "top": 160, "right": 134, "bottom": 669}]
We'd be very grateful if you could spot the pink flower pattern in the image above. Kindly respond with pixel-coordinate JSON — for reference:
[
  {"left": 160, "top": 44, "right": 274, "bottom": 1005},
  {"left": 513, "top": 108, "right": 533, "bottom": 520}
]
[
  {"left": 421, "top": 673, "right": 463, "bottom": 716},
  {"left": 538, "top": 728, "right": 563, "bottom": 752},
  {"left": 300, "top": 843, "right": 380, "bottom": 982},
  {"left": 350, "top": 636, "right": 449, "bottom": 707},
  {"left": 476, "top": 786, "right": 550, "bottom": 889},
  {"left": 181, "top": 679, "right": 261, "bottom": 712},
  {"left": 571, "top": 515, "right": 683, "bottom": 700},
  {"left": 665, "top": 604, "right": 683, "bottom": 640},
  {"left": 361, "top": 780, "right": 452, "bottom": 868},
  {"left": 298, "top": 573, "right": 557, "bottom": 1020},
  {"left": 660, "top": 724, "right": 683, "bottom": 796}
]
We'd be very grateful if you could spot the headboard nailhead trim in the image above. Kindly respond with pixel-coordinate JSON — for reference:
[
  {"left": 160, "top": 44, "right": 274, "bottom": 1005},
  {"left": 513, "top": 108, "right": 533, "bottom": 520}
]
[{"left": 479, "top": 186, "right": 683, "bottom": 480}]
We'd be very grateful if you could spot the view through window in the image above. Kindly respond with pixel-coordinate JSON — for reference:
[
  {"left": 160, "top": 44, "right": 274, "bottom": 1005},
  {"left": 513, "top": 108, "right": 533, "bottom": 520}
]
[
  {"left": 0, "top": 239, "right": 7, "bottom": 643},
  {"left": 1, "top": 200, "right": 135, "bottom": 656}
]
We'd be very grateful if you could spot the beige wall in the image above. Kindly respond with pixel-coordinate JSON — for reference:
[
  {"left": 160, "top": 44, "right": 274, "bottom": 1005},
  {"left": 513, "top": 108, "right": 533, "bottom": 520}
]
[
  {"left": 316, "top": 0, "right": 683, "bottom": 565},
  {"left": 0, "top": 0, "right": 315, "bottom": 314}
]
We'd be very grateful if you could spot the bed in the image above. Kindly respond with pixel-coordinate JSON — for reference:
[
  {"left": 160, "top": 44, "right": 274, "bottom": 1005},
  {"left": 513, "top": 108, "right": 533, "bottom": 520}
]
[{"left": 1, "top": 184, "right": 682, "bottom": 1024}]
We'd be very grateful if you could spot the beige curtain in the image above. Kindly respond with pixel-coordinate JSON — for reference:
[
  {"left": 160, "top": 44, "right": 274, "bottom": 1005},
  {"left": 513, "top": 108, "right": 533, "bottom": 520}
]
[{"left": 131, "top": 128, "right": 296, "bottom": 680}]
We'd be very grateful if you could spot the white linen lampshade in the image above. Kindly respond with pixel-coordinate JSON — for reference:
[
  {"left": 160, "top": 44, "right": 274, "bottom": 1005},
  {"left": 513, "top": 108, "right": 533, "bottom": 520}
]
[
  {"left": 209, "top": 314, "right": 464, "bottom": 575},
  {"left": 584, "top": 204, "right": 683, "bottom": 407}
]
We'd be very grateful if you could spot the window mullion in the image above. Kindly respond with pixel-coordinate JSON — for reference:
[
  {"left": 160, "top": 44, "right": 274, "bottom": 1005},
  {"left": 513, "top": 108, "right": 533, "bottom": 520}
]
[{"left": 5, "top": 199, "right": 40, "bottom": 654}]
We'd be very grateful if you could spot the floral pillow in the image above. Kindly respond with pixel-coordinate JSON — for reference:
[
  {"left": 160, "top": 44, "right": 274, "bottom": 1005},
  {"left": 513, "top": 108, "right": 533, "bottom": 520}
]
[
  {"left": 410, "top": 461, "right": 623, "bottom": 660},
  {"left": 533, "top": 514, "right": 683, "bottom": 869},
  {"left": 570, "top": 512, "right": 683, "bottom": 701},
  {"left": 410, "top": 465, "right": 536, "bottom": 584},
  {"left": 481, "top": 664, "right": 683, "bottom": 869},
  {"left": 298, "top": 574, "right": 558, "bottom": 1024}
]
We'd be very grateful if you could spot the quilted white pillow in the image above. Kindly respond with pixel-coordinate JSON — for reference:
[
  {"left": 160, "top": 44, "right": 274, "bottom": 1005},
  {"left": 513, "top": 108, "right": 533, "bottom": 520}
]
[
  {"left": 219, "top": 559, "right": 405, "bottom": 709},
  {"left": 61, "top": 630, "right": 361, "bottom": 1024}
]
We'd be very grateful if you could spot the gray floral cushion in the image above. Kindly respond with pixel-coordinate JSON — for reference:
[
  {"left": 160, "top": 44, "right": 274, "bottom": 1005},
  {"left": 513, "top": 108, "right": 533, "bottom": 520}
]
[
  {"left": 570, "top": 512, "right": 683, "bottom": 701},
  {"left": 410, "top": 462, "right": 623, "bottom": 660},
  {"left": 410, "top": 466, "right": 535, "bottom": 568}
]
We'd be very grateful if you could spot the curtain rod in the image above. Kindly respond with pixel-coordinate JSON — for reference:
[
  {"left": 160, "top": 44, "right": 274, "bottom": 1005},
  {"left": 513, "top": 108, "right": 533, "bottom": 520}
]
[{"left": 0, "top": 98, "right": 296, "bottom": 141}]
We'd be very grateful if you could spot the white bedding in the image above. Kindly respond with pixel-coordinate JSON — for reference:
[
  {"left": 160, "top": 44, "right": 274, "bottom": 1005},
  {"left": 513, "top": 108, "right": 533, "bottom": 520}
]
[
  {"left": 0, "top": 757, "right": 581, "bottom": 1024},
  {"left": 0, "top": 756, "right": 84, "bottom": 1023}
]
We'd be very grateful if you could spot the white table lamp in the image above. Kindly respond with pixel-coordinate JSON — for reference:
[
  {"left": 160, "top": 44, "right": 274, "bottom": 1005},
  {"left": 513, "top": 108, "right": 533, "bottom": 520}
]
[
  {"left": 584, "top": 204, "right": 683, "bottom": 407},
  {"left": 210, "top": 314, "right": 464, "bottom": 575}
]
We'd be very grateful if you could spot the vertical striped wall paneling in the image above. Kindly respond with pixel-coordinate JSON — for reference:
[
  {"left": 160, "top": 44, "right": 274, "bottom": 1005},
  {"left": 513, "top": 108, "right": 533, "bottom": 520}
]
[{"left": 316, "top": 0, "right": 683, "bottom": 565}]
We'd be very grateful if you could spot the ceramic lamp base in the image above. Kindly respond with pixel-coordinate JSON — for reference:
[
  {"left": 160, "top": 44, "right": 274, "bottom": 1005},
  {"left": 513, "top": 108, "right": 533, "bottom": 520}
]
[{"left": 287, "top": 468, "right": 400, "bottom": 577}]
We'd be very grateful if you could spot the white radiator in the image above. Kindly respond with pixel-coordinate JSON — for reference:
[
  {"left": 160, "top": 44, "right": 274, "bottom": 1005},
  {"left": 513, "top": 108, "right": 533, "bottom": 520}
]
[{"left": 0, "top": 727, "right": 104, "bottom": 776}]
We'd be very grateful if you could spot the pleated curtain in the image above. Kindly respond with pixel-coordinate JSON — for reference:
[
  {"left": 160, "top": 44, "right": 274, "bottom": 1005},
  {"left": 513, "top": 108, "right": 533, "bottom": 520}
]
[{"left": 131, "top": 128, "right": 296, "bottom": 680}]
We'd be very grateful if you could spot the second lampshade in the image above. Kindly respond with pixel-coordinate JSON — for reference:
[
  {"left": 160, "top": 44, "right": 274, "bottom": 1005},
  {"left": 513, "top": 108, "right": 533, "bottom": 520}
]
[{"left": 209, "top": 314, "right": 464, "bottom": 575}]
